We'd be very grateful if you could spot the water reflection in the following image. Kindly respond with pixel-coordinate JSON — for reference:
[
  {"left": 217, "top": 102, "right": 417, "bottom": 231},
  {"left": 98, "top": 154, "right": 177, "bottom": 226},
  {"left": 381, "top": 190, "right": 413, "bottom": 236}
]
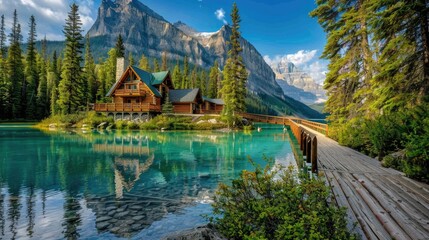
[{"left": 0, "top": 127, "right": 295, "bottom": 239}]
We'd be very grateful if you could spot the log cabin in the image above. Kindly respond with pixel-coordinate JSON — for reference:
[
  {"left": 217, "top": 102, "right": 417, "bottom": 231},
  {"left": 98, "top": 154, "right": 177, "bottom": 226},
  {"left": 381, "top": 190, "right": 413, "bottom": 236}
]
[{"left": 94, "top": 58, "right": 223, "bottom": 120}]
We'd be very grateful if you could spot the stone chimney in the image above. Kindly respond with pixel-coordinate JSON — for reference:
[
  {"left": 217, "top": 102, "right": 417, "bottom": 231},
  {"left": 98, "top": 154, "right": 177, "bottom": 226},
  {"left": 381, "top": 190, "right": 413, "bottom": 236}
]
[{"left": 116, "top": 57, "right": 126, "bottom": 82}]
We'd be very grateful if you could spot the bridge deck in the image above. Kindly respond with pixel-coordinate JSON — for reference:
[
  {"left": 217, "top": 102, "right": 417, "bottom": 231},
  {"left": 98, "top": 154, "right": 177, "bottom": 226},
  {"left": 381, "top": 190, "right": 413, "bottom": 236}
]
[
  {"left": 302, "top": 126, "right": 429, "bottom": 240},
  {"left": 239, "top": 112, "right": 429, "bottom": 239}
]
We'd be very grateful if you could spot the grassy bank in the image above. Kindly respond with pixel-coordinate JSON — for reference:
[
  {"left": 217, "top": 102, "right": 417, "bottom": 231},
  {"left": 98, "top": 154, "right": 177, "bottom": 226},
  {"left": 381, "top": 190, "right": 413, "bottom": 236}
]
[{"left": 36, "top": 111, "right": 229, "bottom": 131}]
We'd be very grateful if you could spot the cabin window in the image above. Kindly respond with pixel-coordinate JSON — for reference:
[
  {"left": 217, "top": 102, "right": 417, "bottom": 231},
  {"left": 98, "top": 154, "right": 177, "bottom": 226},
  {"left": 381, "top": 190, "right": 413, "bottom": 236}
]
[
  {"left": 153, "top": 96, "right": 156, "bottom": 104},
  {"left": 126, "top": 84, "right": 137, "bottom": 90}
]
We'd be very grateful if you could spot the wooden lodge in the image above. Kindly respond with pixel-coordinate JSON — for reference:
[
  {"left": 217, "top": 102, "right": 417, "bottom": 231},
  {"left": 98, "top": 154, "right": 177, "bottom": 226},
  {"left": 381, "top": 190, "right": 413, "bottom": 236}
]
[{"left": 93, "top": 58, "right": 224, "bottom": 120}]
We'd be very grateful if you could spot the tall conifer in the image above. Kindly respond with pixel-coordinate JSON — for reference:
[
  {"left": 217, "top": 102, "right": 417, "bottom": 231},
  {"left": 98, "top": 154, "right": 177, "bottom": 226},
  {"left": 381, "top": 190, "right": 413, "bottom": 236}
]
[
  {"left": 172, "top": 60, "right": 181, "bottom": 89},
  {"left": 7, "top": 10, "right": 25, "bottom": 119},
  {"left": 58, "top": 3, "right": 84, "bottom": 114},
  {"left": 115, "top": 34, "right": 125, "bottom": 58},
  {"left": 25, "top": 15, "right": 39, "bottom": 119},
  {"left": 0, "top": 15, "right": 6, "bottom": 57},
  {"left": 220, "top": 3, "right": 248, "bottom": 119},
  {"left": 208, "top": 60, "right": 219, "bottom": 98},
  {"left": 138, "top": 53, "right": 150, "bottom": 71},
  {"left": 84, "top": 35, "right": 97, "bottom": 104},
  {"left": 181, "top": 56, "right": 189, "bottom": 89}
]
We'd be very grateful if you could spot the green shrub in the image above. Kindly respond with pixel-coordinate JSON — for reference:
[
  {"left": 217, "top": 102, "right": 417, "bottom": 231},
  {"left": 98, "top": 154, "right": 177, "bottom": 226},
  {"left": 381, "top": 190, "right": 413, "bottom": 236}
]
[
  {"left": 211, "top": 160, "right": 357, "bottom": 240},
  {"left": 365, "top": 114, "right": 402, "bottom": 159},
  {"left": 115, "top": 120, "right": 127, "bottom": 129},
  {"left": 403, "top": 105, "right": 429, "bottom": 181},
  {"left": 382, "top": 154, "right": 404, "bottom": 169},
  {"left": 37, "top": 113, "right": 86, "bottom": 128},
  {"left": 127, "top": 121, "right": 139, "bottom": 130},
  {"left": 78, "top": 111, "right": 113, "bottom": 128},
  {"left": 172, "top": 122, "right": 192, "bottom": 130}
]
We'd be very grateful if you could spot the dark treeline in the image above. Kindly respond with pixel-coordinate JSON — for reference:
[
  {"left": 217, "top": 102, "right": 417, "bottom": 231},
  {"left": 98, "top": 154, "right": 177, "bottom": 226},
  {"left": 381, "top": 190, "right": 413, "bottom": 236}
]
[
  {"left": 0, "top": 5, "right": 225, "bottom": 120},
  {"left": 312, "top": 0, "right": 429, "bottom": 180}
]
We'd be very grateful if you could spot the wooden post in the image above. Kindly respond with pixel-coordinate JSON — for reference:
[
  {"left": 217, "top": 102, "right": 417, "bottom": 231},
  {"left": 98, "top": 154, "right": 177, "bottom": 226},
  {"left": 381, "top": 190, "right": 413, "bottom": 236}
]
[
  {"left": 301, "top": 132, "right": 307, "bottom": 156},
  {"left": 306, "top": 136, "right": 311, "bottom": 164},
  {"left": 311, "top": 137, "right": 318, "bottom": 173}
]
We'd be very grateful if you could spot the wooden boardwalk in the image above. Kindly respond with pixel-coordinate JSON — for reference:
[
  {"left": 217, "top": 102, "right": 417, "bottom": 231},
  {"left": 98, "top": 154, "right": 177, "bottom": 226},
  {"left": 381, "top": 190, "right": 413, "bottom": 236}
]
[
  {"left": 304, "top": 127, "right": 429, "bottom": 239},
  {"left": 240, "top": 113, "right": 429, "bottom": 239}
]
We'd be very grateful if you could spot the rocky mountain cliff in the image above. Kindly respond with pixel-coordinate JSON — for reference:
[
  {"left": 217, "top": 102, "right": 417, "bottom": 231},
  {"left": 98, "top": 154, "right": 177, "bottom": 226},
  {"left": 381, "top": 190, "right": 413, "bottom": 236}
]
[
  {"left": 268, "top": 59, "right": 326, "bottom": 104},
  {"left": 87, "top": 0, "right": 284, "bottom": 100}
]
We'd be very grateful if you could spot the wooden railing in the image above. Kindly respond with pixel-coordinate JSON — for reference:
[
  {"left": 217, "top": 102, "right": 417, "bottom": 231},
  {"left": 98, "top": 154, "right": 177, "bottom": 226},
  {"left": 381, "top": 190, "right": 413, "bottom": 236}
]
[
  {"left": 93, "top": 103, "right": 161, "bottom": 112},
  {"left": 238, "top": 112, "right": 291, "bottom": 125},
  {"left": 290, "top": 118, "right": 328, "bottom": 136},
  {"left": 114, "top": 89, "right": 146, "bottom": 96},
  {"left": 289, "top": 120, "right": 318, "bottom": 173}
]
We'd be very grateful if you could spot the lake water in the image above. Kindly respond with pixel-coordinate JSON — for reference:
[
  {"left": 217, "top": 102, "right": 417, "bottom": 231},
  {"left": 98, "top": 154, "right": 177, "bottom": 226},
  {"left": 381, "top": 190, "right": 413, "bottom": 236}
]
[{"left": 0, "top": 124, "right": 295, "bottom": 239}]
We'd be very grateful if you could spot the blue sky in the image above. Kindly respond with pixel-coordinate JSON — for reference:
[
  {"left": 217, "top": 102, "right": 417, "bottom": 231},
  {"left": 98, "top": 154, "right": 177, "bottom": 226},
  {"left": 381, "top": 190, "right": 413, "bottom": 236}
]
[{"left": 0, "top": 0, "right": 327, "bottom": 83}]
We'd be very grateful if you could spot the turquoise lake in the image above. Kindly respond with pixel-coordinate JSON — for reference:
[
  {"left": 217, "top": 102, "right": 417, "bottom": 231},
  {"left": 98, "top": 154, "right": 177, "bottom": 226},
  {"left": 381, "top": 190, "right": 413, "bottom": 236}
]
[{"left": 0, "top": 124, "right": 295, "bottom": 239}]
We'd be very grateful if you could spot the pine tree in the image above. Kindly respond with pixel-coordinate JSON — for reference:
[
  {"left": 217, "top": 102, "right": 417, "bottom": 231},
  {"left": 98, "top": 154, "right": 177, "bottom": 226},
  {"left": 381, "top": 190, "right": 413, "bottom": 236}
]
[
  {"left": 0, "top": 15, "right": 7, "bottom": 117},
  {"left": 172, "top": 61, "right": 182, "bottom": 89},
  {"left": 138, "top": 53, "right": 150, "bottom": 71},
  {"left": 36, "top": 53, "right": 48, "bottom": 119},
  {"left": 190, "top": 65, "right": 198, "bottom": 89},
  {"left": 161, "top": 51, "right": 168, "bottom": 71},
  {"left": 25, "top": 15, "right": 39, "bottom": 119},
  {"left": 162, "top": 93, "right": 173, "bottom": 114},
  {"left": 36, "top": 37, "right": 49, "bottom": 119},
  {"left": 181, "top": 56, "right": 189, "bottom": 89},
  {"left": 200, "top": 70, "right": 207, "bottom": 96},
  {"left": 0, "top": 15, "right": 6, "bottom": 57},
  {"left": 208, "top": 60, "right": 219, "bottom": 98},
  {"left": 57, "top": 3, "right": 84, "bottom": 114},
  {"left": 153, "top": 58, "right": 160, "bottom": 72},
  {"left": 220, "top": 3, "right": 248, "bottom": 119},
  {"left": 50, "top": 86, "right": 59, "bottom": 115},
  {"left": 83, "top": 35, "right": 97, "bottom": 104},
  {"left": 128, "top": 52, "right": 135, "bottom": 66},
  {"left": 105, "top": 48, "right": 117, "bottom": 88},
  {"left": 7, "top": 10, "right": 25, "bottom": 119},
  {"left": 96, "top": 62, "right": 107, "bottom": 102},
  {"left": 115, "top": 34, "right": 125, "bottom": 58},
  {"left": 368, "top": 0, "right": 429, "bottom": 111},
  {"left": 0, "top": 54, "right": 7, "bottom": 118},
  {"left": 311, "top": 0, "right": 374, "bottom": 124}
]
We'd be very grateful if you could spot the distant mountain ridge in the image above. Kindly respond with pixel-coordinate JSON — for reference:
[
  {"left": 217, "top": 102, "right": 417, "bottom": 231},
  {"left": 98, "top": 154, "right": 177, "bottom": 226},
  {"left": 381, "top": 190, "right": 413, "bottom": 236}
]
[{"left": 268, "top": 59, "right": 327, "bottom": 104}]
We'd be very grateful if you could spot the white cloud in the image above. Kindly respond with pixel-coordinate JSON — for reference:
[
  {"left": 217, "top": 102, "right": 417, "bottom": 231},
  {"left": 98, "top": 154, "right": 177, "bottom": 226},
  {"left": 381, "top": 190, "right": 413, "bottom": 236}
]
[
  {"left": 264, "top": 50, "right": 327, "bottom": 84},
  {"left": 285, "top": 50, "right": 317, "bottom": 66},
  {"left": 302, "top": 61, "right": 327, "bottom": 84},
  {"left": 0, "top": 0, "right": 95, "bottom": 43},
  {"left": 215, "top": 8, "right": 227, "bottom": 24}
]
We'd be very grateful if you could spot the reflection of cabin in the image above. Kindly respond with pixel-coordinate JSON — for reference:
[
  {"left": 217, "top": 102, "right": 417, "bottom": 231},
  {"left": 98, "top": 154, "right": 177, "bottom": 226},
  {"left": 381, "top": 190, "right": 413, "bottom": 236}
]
[{"left": 93, "top": 58, "right": 224, "bottom": 120}]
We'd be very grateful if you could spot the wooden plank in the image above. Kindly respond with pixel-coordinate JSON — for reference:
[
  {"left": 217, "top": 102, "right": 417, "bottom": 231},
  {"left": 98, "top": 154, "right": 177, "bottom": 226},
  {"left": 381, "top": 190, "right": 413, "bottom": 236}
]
[
  {"left": 355, "top": 174, "right": 428, "bottom": 239},
  {"left": 324, "top": 171, "right": 367, "bottom": 239},
  {"left": 333, "top": 171, "right": 390, "bottom": 239}
]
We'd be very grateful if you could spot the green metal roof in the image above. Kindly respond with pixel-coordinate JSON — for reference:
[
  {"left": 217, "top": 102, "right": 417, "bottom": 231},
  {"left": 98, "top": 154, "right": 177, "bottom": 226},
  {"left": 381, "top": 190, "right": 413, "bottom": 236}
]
[
  {"left": 131, "top": 66, "right": 162, "bottom": 97},
  {"left": 169, "top": 89, "right": 200, "bottom": 103},
  {"left": 151, "top": 71, "right": 169, "bottom": 85}
]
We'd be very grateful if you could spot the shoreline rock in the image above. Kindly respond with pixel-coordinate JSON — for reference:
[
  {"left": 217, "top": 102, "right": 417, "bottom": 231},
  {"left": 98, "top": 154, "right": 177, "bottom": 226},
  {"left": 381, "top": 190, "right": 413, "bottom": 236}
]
[{"left": 161, "top": 225, "right": 226, "bottom": 240}]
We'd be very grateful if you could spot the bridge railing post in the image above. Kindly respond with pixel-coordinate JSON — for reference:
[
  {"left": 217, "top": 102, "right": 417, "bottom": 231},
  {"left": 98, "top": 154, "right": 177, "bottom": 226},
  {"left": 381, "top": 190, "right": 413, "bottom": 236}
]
[
  {"left": 301, "top": 131, "right": 307, "bottom": 153},
  {"left": 311, "top": 137, "right": 317, "bottom": 173},
  {"left": 306, "top": 135, "right": 311, "bottom": 164}
]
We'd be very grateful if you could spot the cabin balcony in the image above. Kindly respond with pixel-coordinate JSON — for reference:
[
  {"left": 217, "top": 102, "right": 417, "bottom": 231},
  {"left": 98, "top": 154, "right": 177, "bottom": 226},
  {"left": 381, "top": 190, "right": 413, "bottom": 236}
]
[
  {"left": 93, "top": 103, "right": 161, "bottom": 112},
  {"left": 114, "top": 89, "right": 147, "bottom": 97}
]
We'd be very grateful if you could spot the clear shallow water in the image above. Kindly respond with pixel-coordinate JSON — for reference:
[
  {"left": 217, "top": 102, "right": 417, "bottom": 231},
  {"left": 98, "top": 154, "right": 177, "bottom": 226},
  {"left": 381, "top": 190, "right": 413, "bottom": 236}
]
[{"left": 0, "top": 125, "right": 295, "bottom": 239}]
